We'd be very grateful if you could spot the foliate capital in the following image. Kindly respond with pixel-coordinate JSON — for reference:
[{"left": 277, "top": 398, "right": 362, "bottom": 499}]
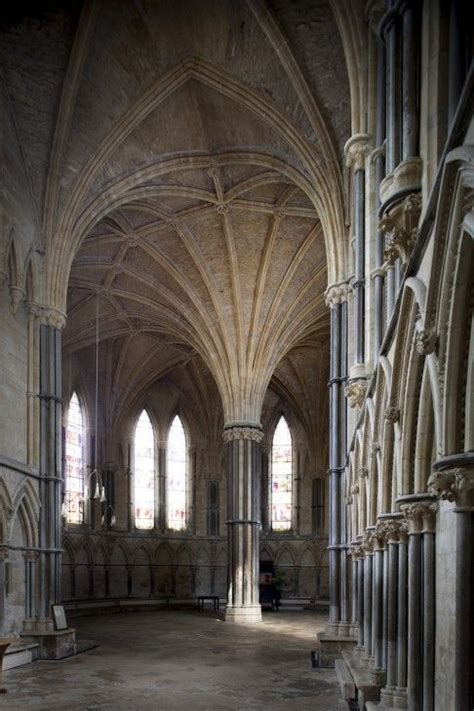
[
  {"left": 325, "top": 281, "right": 349, "bottom": 307},
  {"left": 223, "top": 425, "right": 264, "bottom": 444},
  {"left": 400, "top": 500, "right": 437, "bottom": 533},
  {"left": 379, "top": 191, "right": 422, "bottom": 264},
  {"left": 38, "top": 306, "right": 67, "bottom": 330},
  {"left": 344, "top": 133, "right": 373, "bottom": 170},
  {"left": 415, "top": 329, "right": 438, "bottom": 356},
  {"left": 345, "top": 379, "right": 367, "bottom": 408}
]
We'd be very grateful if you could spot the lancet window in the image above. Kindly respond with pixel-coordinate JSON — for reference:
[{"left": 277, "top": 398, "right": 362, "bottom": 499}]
[
  {"left": 134, "top": 410, "right": 155, "bottom": 530},
  {"left": 167, "top": 416, "right": 187, "bottom": 530},
  {"left": 65, "top": 392, "right": 85, "bottom": 524},
  {"left": 271, "top": 416, "right": 293, "bottom": 531}
]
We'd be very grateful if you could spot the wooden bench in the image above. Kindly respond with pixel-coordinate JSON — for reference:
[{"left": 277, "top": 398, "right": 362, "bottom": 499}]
[{"left": 197, "top": 595, "right": 220, "bottom": 612}]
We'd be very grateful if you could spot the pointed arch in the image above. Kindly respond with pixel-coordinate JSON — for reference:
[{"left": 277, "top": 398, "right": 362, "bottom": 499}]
[
  {"left": 65, "top": 390, "right": 85, "bottom": 524},
  {"left": 167, "top": 414, "right": 187, "bottom": 530},
  {"left": 133, "top": 408, "right": 155, "bottom": 530},
  {"left": 271, "top": 415, "right": 293, "bottom": 531}
]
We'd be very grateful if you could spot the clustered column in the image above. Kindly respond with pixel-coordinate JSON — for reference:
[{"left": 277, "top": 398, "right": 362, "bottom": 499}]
[
  {"left": 37, "top": 311, "right": 66, "bottom": 628},
  {"left": 224, "top": 424, "right": 263, "bottom": 623},
  {"left": 400, "top": 498, "right": 437, "bottom": 711}
]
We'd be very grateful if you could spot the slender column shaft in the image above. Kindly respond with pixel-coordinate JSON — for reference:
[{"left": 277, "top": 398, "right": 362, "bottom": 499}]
[
  {"left": 382, "top": 545, "right": 389, "bottom": 669},
  {"left": 385, "top": 13, "right": 401, "bottom": 173},
  {"left": 363, "top": 553, "right": 373, "bottom": 658},
  {"left": 407, "top": 532, "right": 422, "bottom": 711},
  {"left": 357, "top": 557, "right": 364, "bottom": 648},
  {"left": 225, "top": 426, "right": 262, "bottom": 623},
  {"left": 386, "top": 540, "right": 398, "bottom": 686},
  {"left": 329, "top": 302, "right": 341, "bottom": 629},
  {"left": 373, "top": 546, "right": 384, "bottom": 668},
  {"left": 386, "top": 265, "right": 395, "bottom": 322},
  {"left": 397, "top": 536, "right": 408, "bottom": 691},
  {"left": 353, "top": 170, "right": 365, "bottom": 365},
  {"left": 401, "top": 2, "right": 420, "bottom": 159},
  {"left": 422, "top": 531, "right": 435, "bottom": 711},
  {"left": 351, "top": 555, "right": 358, "bottom": 625},
  {"left": 339, "top": 301, "right": 349, "bottom": 632}
]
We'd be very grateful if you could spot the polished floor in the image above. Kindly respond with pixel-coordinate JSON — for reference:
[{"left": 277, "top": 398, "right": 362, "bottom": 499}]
[{"left": 3, "top": 610, "right": 347, "bottom": 710}]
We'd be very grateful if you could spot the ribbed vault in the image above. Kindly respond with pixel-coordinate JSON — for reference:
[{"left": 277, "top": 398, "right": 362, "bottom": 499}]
[{"left": 64, "top": 161, "right": 329, "bottom": 422}]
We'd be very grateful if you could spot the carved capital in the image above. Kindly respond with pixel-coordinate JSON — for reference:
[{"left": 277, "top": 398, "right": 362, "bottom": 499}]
[
  {"left": 400, "top": 500, "right": 437, "bottom": 533},
  {"left": 38, "top": 306, "right": 67, "bottom": 330},
  {"left": 360, "top": 533, "right": 373, "bottom": 554},
  {"left": 358, "top": 466, "right": 369, "bottom": 480},
  {"left": 223, "top": 425, "right": 264, "bottom": 444},
  {"left": 345, "top": 379, "right": 367, "bottom": 408},
  {"left": 344, "top": 133, "right": 373, "bottom": 170},
  {"left": 10, "top": 285, "right": 26, "bottom": 314},
  {"left": 379, "top": 191, "right": 422, "bottom": 264},
  {"left": 126, "top": 233, "right": 139, "bottom": 248},
  {"left": 351, "top": 483, "right": 360, "bottom": 496},
  {"left": 384, "top": 406, "right": 400, "bottom": 423},
  {"left": 325, "top": 281, "right": 349, "bottom": 307},
  {"left": 344, "top": 495, "right": 353, "bottom": 506},
  {"left": 415, "top": 329, "right": 438, "bottom": 356}
]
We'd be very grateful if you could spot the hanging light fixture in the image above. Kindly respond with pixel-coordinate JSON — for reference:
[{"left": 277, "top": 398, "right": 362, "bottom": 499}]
[{"left": 82, "top": 245, "right": 106, "bottom": 505}]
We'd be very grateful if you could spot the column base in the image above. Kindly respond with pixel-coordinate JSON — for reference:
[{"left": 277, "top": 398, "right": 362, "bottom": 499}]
[
  {"left": 21, "top": 627, "right": 76, "bottom": 660},
  {"left": 225, "top": 605, "right": 262, "bottom": 624},
  {"left": 315, "top": 630, "right": 357, "bottom": 668}
]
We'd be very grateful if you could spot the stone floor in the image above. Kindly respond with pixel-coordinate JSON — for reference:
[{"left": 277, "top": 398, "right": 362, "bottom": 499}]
[{"left": 3, "top": 610, "right": 347, "bottom": 710}]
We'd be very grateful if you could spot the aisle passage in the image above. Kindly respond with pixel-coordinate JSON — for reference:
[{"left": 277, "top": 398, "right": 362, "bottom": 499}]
[{"left": 3, "top": 611, "right": 347, "bottom": 710}]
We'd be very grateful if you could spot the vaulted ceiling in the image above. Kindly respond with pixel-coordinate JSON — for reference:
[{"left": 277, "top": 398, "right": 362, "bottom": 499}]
[{"left": 1, "top": 0, "right": 352, "bottom": 423}]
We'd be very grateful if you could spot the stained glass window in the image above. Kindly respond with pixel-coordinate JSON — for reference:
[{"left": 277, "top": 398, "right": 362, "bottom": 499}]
[
  {"left": 167, "top": 416, "right": 187, "bottom": 530},
  {"left": 271, "top": 416, "right": 292, "bottom": 531},
  {"left": 134, "top": 410, "right": 155, "bottom": 530},
  {"left": 65, "top": 392, "right": 84, "bottom": 524}
]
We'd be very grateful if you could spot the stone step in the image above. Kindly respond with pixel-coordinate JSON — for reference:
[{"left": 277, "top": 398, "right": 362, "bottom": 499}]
[
  {"left": 4, "top": 642, "right": 40, "bottom": 670},
  {"left": 335, "top": 657, "right": 356, "bottom": 700}
]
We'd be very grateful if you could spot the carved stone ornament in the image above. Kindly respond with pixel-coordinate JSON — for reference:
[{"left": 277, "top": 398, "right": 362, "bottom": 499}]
[
  {"left": 358, "top": 466, "right": 369, "bottom": 479},
  {"left": 345, "top": 379, "right": 367, "bottom": 408},
  {"left": 222, "top": 426, "right": 264, "bottom": 444},
  {"left": 351, "top": 483, "right": 360, "bottom": 496},
  {"left": 427, "top": 470, "right": 457, "bottom": 502},
  {"left": 325, "top": 281, "right": 349, "bottom": 307},
  {"left": 274, "top": 209, "right": 286, "bottom": 220},
  {"left": 428, "top": 467, "right": 474, "bottom": 506},
  {"left": 35, "top": 306, "right": 67, "bottom": 330},
  {"left": 345, "top": 495, "right": 353, "bottom": 506},
  {"left": 0, "top": 546, "right": 9, "bottom": 561},
  {"left": 379, "top": 192, "right": 422, "bottom": 264},
  {"left": 400, "top": 500, "right": 437, "bottom": 533},
  {"left": 415, "top": 329, "right": 438, "bottom": 356},
  {"left": 216, "top": 203, "right": 229, "bottom": 215},
  {"left": 344, "top": 133, "right": 373, "bottom": 171},
  {"left": 370, "top": 442, "right": 380, "bottom": 457},
  {"left": 384, "top": 406, "right": 400, "bottom": 423},
  {"left": 10, "top": 285, "right": 26, "bottom": 314}
]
